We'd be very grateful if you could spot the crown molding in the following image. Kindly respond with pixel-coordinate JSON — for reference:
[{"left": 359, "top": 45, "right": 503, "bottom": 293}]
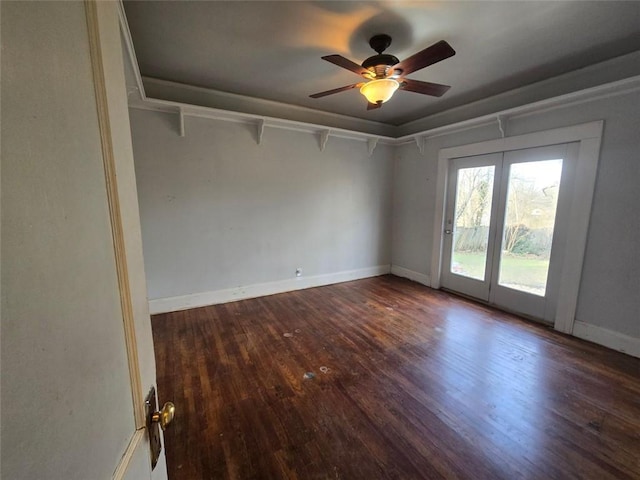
[
  {"left": 394, "top": 74, "right": 640, "bottom": 145},
  {"left": 142, "top": 76, "right": 396, "bottom": 137},
  {"left": 128, "top": 98, "right": 397, "bottom": 154},
  {"left": 118, "top": 1, "right": 640, "bottom": 151},
  {"left": 117, "top": 1, "right": 144, "bottom": 102}
]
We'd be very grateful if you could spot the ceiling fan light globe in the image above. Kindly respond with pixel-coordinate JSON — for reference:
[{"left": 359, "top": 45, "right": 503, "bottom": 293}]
[{"left": 360, "top": 79, "right": 400, "bottom": 104}]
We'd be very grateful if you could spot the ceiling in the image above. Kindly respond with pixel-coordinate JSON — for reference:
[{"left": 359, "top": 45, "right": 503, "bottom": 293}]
[{"left": 123, "top": 1, "right": 640, "bottom": 127}]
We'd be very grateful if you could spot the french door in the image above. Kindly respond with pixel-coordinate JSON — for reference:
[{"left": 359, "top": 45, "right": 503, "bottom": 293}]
[{"left": 440, "top": 143, "right": 578, "bottom": 321}]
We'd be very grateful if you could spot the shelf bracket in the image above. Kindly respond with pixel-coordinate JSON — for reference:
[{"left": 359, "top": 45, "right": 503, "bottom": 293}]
[
  {"left": 126, "top": 85, "right": 139, "bottom": 98},
  {"left": 178, "top": 107, "right": 185, "bottom": 137},
  {"left": 367, "top": 138, "right": 379, "bottom": 157},
  {"left": 414, "top": 135, "right": 426, "bottom": 154},
  {"left": 497, "top": 115, "right": 506, "bottom": 138},
  {"left": 256, "top": 118, "right": 266, "bottom": 145},
  {"left": 319, "top": 129, "right": 331, "bottom": 152}
]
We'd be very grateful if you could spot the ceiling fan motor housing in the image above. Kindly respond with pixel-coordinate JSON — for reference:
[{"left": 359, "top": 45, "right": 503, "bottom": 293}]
[
  {"left": 362, "top": 54, "right": 400, "bottom": 78},
  {"left": 363, "top": 35, "right": 399, "bottom": 78}
]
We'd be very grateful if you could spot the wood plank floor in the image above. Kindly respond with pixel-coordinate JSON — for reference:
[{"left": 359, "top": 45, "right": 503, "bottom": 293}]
[{"left": 152, "top": 275, "right": 640, "bottom": 480}]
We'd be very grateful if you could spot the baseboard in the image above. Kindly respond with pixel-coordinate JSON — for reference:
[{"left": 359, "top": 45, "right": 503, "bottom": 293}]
[
  {"left": 572, "top": 320, "right": 640, "bottom": 358},
  {"left": 390, "top": 265, "right": 431, "bottom": 287},
  {"left": 149, "top": 265, "right": 391, "bottom": 314}
]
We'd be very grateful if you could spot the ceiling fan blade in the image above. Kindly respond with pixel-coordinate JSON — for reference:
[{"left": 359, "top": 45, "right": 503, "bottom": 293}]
[
  {"left": 400, "top": 79, "right": 451, "bottom": 97},
  {"left": 367, "top": 101, "right": 382, "bottom": 111},
  {"left": 322, "top": 55, "right": 371, "bottom": 77},
  {"left": 393, "top": 40, "right": 455, "bottom": 76},
  {"left": 309, "top": 83, "right": 362, "bottom": 98}
]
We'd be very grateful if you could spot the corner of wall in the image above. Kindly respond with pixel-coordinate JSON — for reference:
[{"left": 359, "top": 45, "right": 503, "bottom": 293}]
[
  {"left": 390, "top": 265, "right": 431, "bottom": 287},
  {"left": 572, "top": 321, "right": 640, "bottom": 358}
]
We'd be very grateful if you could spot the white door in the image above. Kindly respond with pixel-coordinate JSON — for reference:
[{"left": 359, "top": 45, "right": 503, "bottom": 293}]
[
  {"left": 441, "top": 143, "right": 578, "bottom": 321},
  {"left": 440, "top": 153, "right": 502, "bottom": 301},
  {"left": 1, "top": 2, "right": 168, "bottom": 479}
]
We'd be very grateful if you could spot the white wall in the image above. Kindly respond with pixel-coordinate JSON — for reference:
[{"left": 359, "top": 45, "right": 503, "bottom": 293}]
[
  {"left": 1, "top": 2, "right": 166, "bottom": 478},
  {"left": 129, "top": 109, "right": 394, "bottom": 305},
  {"left": 1, "top": 2, "right": 135, "bottom": 478},
  {"left": 391, "top": 89, "right": 640, "bottom": 340}
]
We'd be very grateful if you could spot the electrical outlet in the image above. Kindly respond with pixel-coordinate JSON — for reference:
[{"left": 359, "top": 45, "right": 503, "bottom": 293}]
[{"left": 295, "top": 268, "right": 302, "bottom": 277}]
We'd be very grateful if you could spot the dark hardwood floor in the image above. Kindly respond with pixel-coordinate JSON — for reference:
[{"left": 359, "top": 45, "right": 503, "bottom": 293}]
[{"left": 152, "top": 275, "right": 640, "bottom": 480}]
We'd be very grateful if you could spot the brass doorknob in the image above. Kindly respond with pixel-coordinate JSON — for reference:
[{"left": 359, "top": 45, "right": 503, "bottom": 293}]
[{"left": 151, "top": 402, "right": 175, "bottom": 431}]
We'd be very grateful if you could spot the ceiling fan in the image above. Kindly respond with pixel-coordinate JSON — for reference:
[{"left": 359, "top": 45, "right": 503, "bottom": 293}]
[{"left": 310, "top": 34, "right": 455, "bottom": 110}]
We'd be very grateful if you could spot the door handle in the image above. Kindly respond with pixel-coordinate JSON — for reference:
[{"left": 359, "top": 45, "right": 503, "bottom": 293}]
[
  {"left": 445, "top": 229, "right": 452, "bottom": 234},
  {"left": 145, "top": 387, "right": 175, "bottom": 469},
  {"left": 152, "top": 401, "right": 175, "bottom": 431}
]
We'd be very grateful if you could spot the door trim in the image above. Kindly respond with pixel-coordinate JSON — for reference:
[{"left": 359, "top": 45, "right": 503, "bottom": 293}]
[
  {"left": 112, "top": 429, "right": 146, "bottom": 480},
  {"left": 86, "top": 0, "right": 145, "bottom": 428},
  {"left": 431, "top": 121, "right": 603, "bottom": 334}
]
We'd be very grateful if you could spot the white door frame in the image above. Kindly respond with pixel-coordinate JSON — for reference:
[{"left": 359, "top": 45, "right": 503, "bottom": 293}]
[
  {"left": 431, "top": 121, "right": 603, "bottom": 334},
  {"left": 87, "top": 1, "right": 164, "bottom": 478}
]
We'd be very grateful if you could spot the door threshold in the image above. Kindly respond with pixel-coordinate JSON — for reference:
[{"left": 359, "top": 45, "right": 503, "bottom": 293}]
[{"left": 440, "top": 287, "right": 554, "bottom": 328}]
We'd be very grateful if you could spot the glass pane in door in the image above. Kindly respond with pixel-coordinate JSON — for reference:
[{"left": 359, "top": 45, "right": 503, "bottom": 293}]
[
  {"left": 451, "top": 166, "right": 495, "bottom": 280},
  {"left": 498, "top": 159, "right": 563, "bottom": 295}
]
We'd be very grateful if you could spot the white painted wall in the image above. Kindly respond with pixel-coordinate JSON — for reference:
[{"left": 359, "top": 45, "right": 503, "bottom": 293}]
[
  {"left": 391, "top": 89, "right": 640, "bottom": 340},
  {"left": 2, "top": 2, "right": 165, "bottom": 478},
  {"left": 129, "top": 109, "right": 393, "bottom": 304},
  {"left": 1, "top": 2, "right": 135, "bottom": 478}
]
